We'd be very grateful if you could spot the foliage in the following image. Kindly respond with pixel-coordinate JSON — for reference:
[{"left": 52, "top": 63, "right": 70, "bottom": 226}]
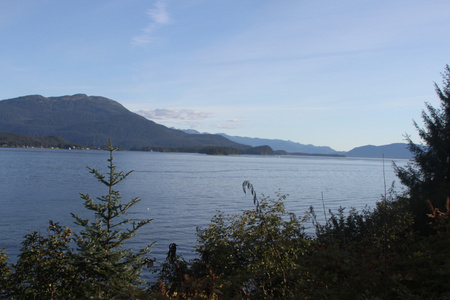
[
  {"left": 150, "top": 243, "right": 221, "bottom": 299},
  {"left": 389, "top": 232, "right": 450, "bottom": 299},
  {"left": 70, "top": 141, "right": 153, "bottom": 298},
  {"left": 395, "top": 64, "right": 450, "bottom": 232},
  {"left": 192, "top": 182, "right": 312, "bottom": 299},
  {"left": 9, "top": 221, "right": 76, "bottom": 299},
  {"left": 134, "top": 145, "right": 275, "bottom": 156},
  {"left": 151, "top": 181, "right": 450, "bottom": 299},
  {"left": 136, "top": 146, "right": 206, "bottom": 153},
  {"left": 427, "top": 197, "right": 450, "bottom": 233},
  {"left": 306, "top": 188, "right": 450, "bottom": 299},
  {"left": 312, "top": 187, "right": 414, "bottom": 250},
  {"left": 243, "top": 145, "right": 275, "bottom": 155},
  {"left": 0, "top": 132, "right": 77, "bottom": 149},
  {"left": 0, "top": 249, "right": 11, "bottom": 298},
  {"left": 306, "top": 190, "right": 416, "bottom": 299},
  {"left": 199, "top": 146, "right": 245, "bottom": 155}
]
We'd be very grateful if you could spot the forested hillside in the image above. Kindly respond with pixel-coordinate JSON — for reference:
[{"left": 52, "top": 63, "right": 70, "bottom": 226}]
[
  {"left": 0, "top": 94, "right": 246, "bottom": 150},
  {"left": 0, "top": 132, "right": 77, "bottom": 149}
]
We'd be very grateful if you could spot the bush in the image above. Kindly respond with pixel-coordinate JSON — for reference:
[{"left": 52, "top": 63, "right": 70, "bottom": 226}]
[
  {"left": 193, "top": 183, "right": 312, "bottom": 299},
  {"left": 10, "top": 221, "right": 76, "bottom": 299},
  {"left": 0, "top": 249, "right": 12, "bottom": 298}
]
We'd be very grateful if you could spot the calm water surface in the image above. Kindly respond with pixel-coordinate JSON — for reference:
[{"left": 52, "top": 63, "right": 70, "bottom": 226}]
[{"left": 0, "top": 148, "right": 407, "bottom": 267}]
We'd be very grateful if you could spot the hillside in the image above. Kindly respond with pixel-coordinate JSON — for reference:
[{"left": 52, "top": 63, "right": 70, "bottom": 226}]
[
  {"left": 0, "top": 94, "right": 246, "bottom": 150},
  {"left": 0, "top": 132, "right": 77, "bottom": 149},
  {"left": 346, "top": 143, "right": 413, "bottom": 159}
]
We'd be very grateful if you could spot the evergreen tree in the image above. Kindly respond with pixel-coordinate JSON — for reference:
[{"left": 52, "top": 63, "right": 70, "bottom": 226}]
[
  {"left": 395, "top": 65, "right": 450, "bottom": 232},
  {"left": 71, "top": 141, "right": 153, "bottom": 298}
]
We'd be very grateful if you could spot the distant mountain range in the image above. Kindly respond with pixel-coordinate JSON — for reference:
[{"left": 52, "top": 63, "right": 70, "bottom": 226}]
[
  {"left": 0, "top": 94, "right": 414, "bottom": 158},
  {"left": 217, "top": 133, "right": 338, "bottom": 155},
  {"left": 179, "top": 129, "right": 335, "bottom": 153},
  {"left": 180, "top": 129, "right": 413, "bottom": 159}
]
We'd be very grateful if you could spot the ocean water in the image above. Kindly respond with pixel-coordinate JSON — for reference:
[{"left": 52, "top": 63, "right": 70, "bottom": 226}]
[{"left": 0, "top": 148, "right": 407, "bottom": 269}]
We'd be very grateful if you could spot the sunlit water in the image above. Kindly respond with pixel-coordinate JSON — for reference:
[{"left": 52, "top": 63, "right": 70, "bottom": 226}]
[{"left": 0, "top": 148, "right": 407, "bottom": 275}]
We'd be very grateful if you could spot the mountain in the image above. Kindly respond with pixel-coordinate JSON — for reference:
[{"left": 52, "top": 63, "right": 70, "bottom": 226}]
[
  {"left": 346, "top": 143, "right": 413, "bottom": 159},
  {"left": 0, "top": 94, "right": 246, "bottom": 150},
  {"left": 180, "top": 130, "right": 338, "bottom": 155}
]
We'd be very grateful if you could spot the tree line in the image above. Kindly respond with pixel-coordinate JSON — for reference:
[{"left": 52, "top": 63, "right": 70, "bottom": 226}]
[
  {"left": 1, "top": 66, "right": 450, "bottom": 299},
  {"left": 0, "top": 132, "right": 79, "bottom": 149}
]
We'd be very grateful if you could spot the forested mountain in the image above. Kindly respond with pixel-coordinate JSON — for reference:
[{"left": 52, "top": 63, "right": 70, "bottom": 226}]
[{"left": 0, "top": 94, "right": 246, "bottom": 149}]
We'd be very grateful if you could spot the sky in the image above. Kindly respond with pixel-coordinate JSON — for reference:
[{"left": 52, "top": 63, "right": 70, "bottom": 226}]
[{"left": 1, "top": 1, "right": 449, "bottom": 151}]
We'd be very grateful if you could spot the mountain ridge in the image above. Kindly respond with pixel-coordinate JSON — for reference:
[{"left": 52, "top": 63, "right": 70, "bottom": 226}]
[
  {"left": 0, "top": 94, "right": 246, "bottom": 150},
  {"left": 218, "top": 133, "right": 338, "bottom": 155},
  {"left": 346, "top": 143, "right": 413, "bottom": 159},
  {"left": 179, "top": 129, "right": 337, "bottom": 154}
]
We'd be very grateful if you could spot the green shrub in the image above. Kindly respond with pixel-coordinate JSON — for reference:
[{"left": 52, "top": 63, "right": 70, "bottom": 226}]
[
  {"left": 0, "top": 249, "right": 12, "bottom": 298},
  {"left": 10, "top": 221, "right": 76, "bottom": 299},
  {"left": 194, "top": 184, "right": 312, "bottom": 299}
]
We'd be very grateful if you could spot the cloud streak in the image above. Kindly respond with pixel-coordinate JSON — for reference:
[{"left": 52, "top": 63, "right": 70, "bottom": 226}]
[
  {"left": 214, "top": 124, "right": 242, "bottom": 130},
  {"left": 148, "top": 0, "right": 170, "bottom": 25},
  {"left": 132, "top": 0, "right": 171, "bottom": 45},
  {"left": 136, "top": 108, "right": 212, "bottom": 120},
  {"left": 213, "top": 119, "right": 243, "bottom": 130}
]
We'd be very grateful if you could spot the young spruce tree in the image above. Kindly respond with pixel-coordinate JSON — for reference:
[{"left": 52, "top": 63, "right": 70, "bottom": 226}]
[{"left": 71, "top": 141, "right": 153, "bottom": 298}]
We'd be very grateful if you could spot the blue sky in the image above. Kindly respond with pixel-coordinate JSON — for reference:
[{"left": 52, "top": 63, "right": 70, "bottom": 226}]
[{"left": 1, "top": 1, "right": 449, "bottom": 151}]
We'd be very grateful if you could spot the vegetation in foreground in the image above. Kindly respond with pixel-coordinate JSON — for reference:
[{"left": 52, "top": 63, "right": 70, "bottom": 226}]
[{"left": 1, "top": 66, "right": 450, "bottom": 299}]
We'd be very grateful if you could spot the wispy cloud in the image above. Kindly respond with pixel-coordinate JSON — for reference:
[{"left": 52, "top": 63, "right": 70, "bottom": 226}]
[
  {"left": 214, "top": 124, "right": 242, "bottom": 130},
  {"left": 213, "top": 119, "right": 243, "bottom": 130},
  {"left": 148, "top": 0, "right": 170, "bottom": 24},
  {"left": 132, "top": 0, "right": 171, "bottom": 46},
  {"left": 136, "top": 108, "right": 212, "bottom": 120}
]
